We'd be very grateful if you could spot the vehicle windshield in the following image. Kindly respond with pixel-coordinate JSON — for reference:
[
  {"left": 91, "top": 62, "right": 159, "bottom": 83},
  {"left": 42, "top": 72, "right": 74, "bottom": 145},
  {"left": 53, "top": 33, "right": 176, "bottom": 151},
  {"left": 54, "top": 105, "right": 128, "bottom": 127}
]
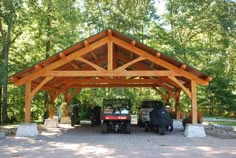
[
  {"left": 103, "top": 99, "right": 131, "bottom": 113},
  {"left": 141, "top": 101, "right": 163, "bottom": 108}
]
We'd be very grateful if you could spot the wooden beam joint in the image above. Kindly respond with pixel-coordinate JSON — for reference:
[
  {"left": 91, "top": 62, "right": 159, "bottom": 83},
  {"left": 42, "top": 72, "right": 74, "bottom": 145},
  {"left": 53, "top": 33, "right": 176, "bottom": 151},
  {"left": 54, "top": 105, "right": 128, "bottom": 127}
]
[
  {"left": 59, "top": 53, "right": 66, "bottom": 59},
  {"left": 107, "top": 29, "right": 112, "bottom": 36},
  {"left": 206, "top": 77, "right": 213, "bottom": 82},
  {"left": 34, "top": 64, "right": 42, "bottom": 71},
  {"left": 84, "top": 40, "right": 89, "bottom": 47},
  {"left": 131, "top": 40, "right": 136, "bottom": 46},
  {"left": 155, "top": 53, "right": 161, "bottom": 58},
  {"left": 180, "top": 64, "right": 187, "bottom": 70}
]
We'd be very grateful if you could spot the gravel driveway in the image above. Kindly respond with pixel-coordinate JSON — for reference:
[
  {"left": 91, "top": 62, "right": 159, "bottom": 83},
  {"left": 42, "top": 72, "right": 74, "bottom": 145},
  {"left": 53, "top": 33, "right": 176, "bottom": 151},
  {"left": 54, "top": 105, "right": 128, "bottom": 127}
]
[{"left": 0, "top": 123, "right": 235, "bottom": 158}]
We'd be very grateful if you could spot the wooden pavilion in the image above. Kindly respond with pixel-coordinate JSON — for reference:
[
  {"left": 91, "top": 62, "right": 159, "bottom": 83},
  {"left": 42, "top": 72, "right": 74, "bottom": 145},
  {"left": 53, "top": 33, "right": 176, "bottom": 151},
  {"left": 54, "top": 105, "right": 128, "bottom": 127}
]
[{"left": 10, "top": 29, "right": 212, "bottom": 124}]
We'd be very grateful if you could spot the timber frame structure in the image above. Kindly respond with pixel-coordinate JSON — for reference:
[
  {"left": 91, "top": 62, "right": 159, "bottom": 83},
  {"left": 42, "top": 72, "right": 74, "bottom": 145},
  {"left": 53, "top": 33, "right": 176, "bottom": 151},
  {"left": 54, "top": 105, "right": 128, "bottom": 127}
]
[{"left": 10, "top": 29, "right": 212, "bottom": 123}]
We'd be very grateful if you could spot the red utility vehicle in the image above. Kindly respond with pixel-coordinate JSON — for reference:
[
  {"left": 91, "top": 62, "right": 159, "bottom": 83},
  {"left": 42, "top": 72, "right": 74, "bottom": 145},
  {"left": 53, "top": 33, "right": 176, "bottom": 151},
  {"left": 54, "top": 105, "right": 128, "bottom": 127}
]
[{"left": 100, "top": 99, "right": 132, "bottom": 134}]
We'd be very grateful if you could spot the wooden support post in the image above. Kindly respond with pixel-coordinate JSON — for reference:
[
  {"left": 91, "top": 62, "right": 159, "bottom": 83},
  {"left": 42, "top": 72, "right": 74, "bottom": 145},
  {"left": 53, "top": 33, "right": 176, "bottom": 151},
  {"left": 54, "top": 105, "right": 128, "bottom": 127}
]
[
  {"left": 48, "top": 92, "right": 56, "bottom": 119},
  {"left": 191, "top": 80, "right": 197, "bottom": 124},
  {"left": 25, "top": 82, "right": 32, "bottom": 123},
  {"left": 108, "top": 30, "right": 113, "bottom": 71}
]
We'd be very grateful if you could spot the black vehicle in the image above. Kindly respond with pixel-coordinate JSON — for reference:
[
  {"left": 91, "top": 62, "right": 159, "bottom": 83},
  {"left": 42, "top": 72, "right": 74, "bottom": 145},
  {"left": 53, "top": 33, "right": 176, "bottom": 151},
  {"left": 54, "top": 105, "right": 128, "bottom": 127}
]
[
  {"left": 148, "top": 101, "right": 173, "bottom": 135},
  {"left": 91, "top": 105, "right": 101, "bottom": 126},
  {"left": 100, "top": 99, "right": 132, "bottom": 134},
  {"left": 70, "top": 105, "right": 80, "bottom": 126},
  {"left": 138, "top": 100, "right": 159, "bottom": 127}
]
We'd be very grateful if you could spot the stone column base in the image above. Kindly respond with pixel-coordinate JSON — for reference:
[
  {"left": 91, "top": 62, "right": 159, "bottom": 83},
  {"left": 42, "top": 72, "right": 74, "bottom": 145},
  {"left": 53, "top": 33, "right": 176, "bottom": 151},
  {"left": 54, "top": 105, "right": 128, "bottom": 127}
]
[
  {"left": 16, "top": 123, "right": 38, "bottom": 137},
  {"left": 0, "top": 132, "right": 5, "bottom": 138},
  {"left": 60, "top": 116, "right": 71, "bottom": 124},
  {"left": 44, "top": 119, "right": 59, "bottom": 128},
  {"left": 184, "top": 124, "right": 206, "bottom": 137},
  {"left": 173, "top": 119, "right": 184, "bottom": 129}
]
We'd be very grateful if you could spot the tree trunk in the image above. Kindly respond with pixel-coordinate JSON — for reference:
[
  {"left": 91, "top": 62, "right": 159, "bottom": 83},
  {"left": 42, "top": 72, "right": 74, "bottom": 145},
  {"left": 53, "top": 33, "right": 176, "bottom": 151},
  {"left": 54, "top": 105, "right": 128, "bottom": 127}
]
[
  {"left": 0, "top": 87, "right": 2, "bottom": 123},
  {"left": 44, "top": 0, "right": 52, "bottom": 119},
  {"left": 1, "top": 11, "right": 14, "bottom": 123},
  {"left": 2, "top": 46, "right": 10, "bottom": 123}
]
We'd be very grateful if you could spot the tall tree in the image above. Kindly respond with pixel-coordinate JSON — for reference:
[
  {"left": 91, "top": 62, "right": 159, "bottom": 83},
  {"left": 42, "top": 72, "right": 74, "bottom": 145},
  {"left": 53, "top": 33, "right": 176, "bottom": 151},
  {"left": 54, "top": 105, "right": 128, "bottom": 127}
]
[
  {"left": 163, "top": 0, "right": 236, "bottom": 115},
  {"left": 0, "top": 0, "right": 25, "bottom": 123}
]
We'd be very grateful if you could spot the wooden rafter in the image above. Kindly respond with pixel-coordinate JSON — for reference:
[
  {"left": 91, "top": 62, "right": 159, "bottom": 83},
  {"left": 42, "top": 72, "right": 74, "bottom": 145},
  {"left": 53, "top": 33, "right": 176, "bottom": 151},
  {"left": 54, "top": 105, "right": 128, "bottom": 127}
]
[
  {"left": 75, "top": 56, "right": 106, "bottom": 71},
  {"left": 114, "top": 56, "right": 145, "bottom": 71}
]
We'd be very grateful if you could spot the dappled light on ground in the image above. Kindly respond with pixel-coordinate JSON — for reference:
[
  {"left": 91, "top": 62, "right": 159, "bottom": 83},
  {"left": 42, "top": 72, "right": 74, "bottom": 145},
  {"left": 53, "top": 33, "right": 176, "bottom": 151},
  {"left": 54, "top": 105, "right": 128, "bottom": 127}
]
[{"left": 0, "top": 124, "right": 235, "bottom": 158}]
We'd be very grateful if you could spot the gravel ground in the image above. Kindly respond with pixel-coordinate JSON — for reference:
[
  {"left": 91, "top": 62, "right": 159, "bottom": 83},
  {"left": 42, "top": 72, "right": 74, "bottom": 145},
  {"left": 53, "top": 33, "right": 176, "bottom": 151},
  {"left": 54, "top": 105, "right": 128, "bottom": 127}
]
[{"left": 0, "top": 123, "right": 236, "bottom": 158}]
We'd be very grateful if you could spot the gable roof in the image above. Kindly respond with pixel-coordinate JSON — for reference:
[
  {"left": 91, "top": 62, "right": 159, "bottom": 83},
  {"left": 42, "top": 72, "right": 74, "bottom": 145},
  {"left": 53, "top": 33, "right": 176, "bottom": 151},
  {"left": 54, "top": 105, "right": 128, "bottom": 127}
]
[{"left": 10, "top": 29, "right": 211, "bottom": 97}]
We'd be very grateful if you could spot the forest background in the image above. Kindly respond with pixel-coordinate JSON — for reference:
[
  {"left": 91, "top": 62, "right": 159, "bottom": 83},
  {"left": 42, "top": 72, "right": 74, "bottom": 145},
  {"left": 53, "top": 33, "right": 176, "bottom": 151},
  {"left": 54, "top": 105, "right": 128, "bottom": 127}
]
[{"left": 0, "top": 0, "right": 235, "bottom": 123}]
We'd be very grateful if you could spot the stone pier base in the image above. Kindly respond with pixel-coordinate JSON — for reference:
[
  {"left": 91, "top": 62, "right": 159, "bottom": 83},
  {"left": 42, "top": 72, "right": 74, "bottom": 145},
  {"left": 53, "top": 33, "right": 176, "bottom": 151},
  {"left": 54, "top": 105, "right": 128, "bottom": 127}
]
[
  {"left": 173, "top": 119, "right": 184, "bottom": 129},
  {"left": 184, "top": 124, "right": 206, "bottom": 137},
  {"left": 16, "top": 123, "right": 38, "bottom": 137},
  {"left": 0, "top": 132, "right": 5, "bottom": 139},
  {"left": 44, "top": 119, "right": 59, "bottom": 128}
]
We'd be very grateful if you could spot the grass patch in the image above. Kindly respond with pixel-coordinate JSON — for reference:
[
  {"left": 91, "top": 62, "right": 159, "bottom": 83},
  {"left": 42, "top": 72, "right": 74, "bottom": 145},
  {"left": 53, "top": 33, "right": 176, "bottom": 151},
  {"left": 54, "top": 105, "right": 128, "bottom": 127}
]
[{"left": 210, "top": 121, "right": 236, "bottom": 126}]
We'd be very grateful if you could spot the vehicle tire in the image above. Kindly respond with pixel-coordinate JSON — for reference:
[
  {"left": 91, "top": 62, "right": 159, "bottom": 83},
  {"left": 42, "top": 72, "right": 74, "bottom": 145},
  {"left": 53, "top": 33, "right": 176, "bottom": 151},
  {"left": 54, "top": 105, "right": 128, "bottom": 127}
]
[
  {"left": 169, "top": 125, "right": 173, "bottom": 132},
  {"left": 137, "top": 119, "right": 144, "bottom": 127},
  {"left": 125, "top": 122, "right": 131, "bottom": 134},
  {"left": 145, "top": 123, "right": 149, "bottom": 131},
  {"left": 159, "top": 127, "right": 165, "bottom": 135},
  {"left": 71, "top": 120, "right": 74, "bottom": 127},
  {"left": 71, "top": 116, "right": 74, "bottom": 127},
  {"left": 91, "top": 120, "right": 94, "bottom": 127},
  {"left": 102, "top": 122, "right": 108, "bottom": 134}
]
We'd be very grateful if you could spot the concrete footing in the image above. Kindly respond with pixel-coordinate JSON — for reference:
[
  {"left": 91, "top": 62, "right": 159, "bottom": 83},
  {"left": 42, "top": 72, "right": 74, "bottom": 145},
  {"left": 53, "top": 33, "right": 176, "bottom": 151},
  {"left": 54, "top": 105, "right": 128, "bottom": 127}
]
[
  {"left": 173, "top": 119, "right": 184, "bottom": 129},
  {"left": 0, "top": 132, "right": 5, "bottom": 138},
  {"left": 44, "top": 119, "right": 59, "bottom": 128},
  {"left": 60, "top": 116, "right": 71, "bottom": 124},
  {"left": 16, "top": 123, "right": 38, "bottom": 137},
  {"left": 184, "top": 124, "right": 206, "bottom": 137}
]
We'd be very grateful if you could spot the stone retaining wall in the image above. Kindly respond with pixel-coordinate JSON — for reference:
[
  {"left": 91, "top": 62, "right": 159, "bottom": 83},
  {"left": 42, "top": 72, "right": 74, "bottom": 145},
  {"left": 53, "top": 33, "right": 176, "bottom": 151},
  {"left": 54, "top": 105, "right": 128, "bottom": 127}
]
[{"left": 205, "top": 123, "right": 236, "bottom": 138}]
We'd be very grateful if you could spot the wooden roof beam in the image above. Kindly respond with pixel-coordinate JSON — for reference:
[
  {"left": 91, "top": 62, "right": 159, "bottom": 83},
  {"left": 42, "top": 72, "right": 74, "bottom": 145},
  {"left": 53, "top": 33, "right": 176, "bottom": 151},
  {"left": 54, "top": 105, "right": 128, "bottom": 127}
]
[
  {"left": 57, "top": 78, "right": 165, "bottom": 84},
  {"left": 45, "top": 70, "right": 181, "bottom": 77},
  {"left": 65, "top": 83, "right": 157, "bottom": 88}
]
